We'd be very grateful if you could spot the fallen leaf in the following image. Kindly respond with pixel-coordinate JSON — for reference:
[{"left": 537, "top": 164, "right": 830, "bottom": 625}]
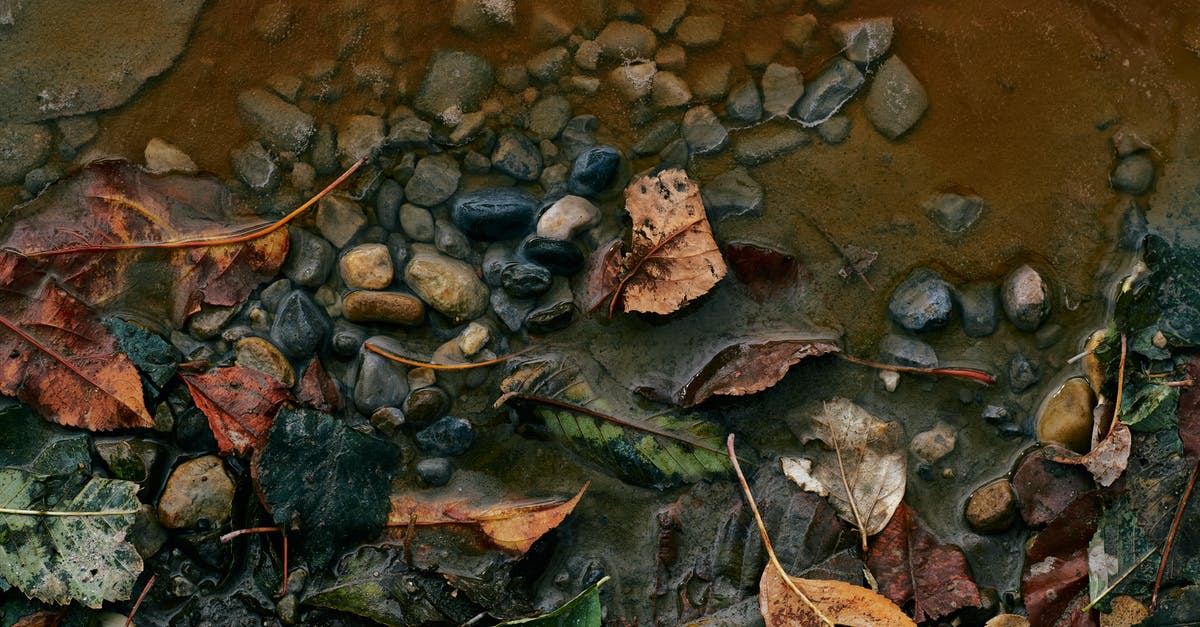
[
  {"left": 182, "top": 366, "right": 293, "bottom": 456},
  {"left": 104, "top": 317, "right": 179, "bottom": 390},
  {"left": 0, "top": 252, "right": 152, "bottom": 431},
  {"left": 0, "top": 468, "right": 143, "bottom": 608},
  {"left": 1177, "top": 356, "right": 1200, "bottom": 459},
  {"left": 296, "top": 356, "right": 342, "bottom": 413},
  {"left": 252, "top": 407, "right": 400, "bottom": 569},
  {"left": 1044, "top": 404, "right": 1131, "bottom": 488},
  {"left": 758, "top": 567, "right": 916, "bottom": 627},
  {"left": 782, "top": 398, "right": 905, "bottom": 549},
  {"left": 865, "top": 502, "right": 982, "bottom": 622},
  {"left": 498, "top": 576, "right": 607, "bottom": 625},
  {"left": 11, "top": 610, "right": 66, "bottom": 627},
  {"left": 1012, "top": 447, "right": 1096, "bottom": 527},
  {"left": 2, "top": 160, "right": 288, "bottom": 327},
  {"left": 672, "top": 334, "right": 840, "bottom": 407},
  {"left": 586, "top": 169, "right": 727, "bottom": 316},
  {"left": 1140, "top": 235, "right": 1200, "bottom": 347},
  {"left": 1022, "top": 492, "right": 1101, "bottom": 626},
  {"left": 387, "top": 483, "right": 588, "bottom": 553},
  {"left": 724, "top": 241, "right": 800, "bottom": 303}
]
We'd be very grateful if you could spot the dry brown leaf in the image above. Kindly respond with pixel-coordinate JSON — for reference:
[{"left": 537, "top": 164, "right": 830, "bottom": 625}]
[
  {"left": 587, "top": 169, "right": 726, "bottom": 316},
  {"left": 758, "top": 566, "right": 916, "bottom": 627},
  {"left": 674, "top": 336, "right": 840, "bottom": 407}
]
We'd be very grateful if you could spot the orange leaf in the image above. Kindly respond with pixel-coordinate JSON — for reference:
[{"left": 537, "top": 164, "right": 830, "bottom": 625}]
[
  {"left": 758, "top": 567, "right": 917, "bottom": 627},
  {"left": 182, "top": 366, "right": 292, "bottom": 456},
  {"left": 296, "top": 356, "right": 342, "bottom": 413}
]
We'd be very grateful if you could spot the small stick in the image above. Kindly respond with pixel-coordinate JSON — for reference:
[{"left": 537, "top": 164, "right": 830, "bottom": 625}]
[
  {"left": 802, "top": 214, "right": 875, "bottom": 291},
  {"left": 1151, "top": 460, "right": 1200, "bottom": 610},
  {"left": 726, "top": 434, "right": 834, "bottom": 626},
  {"left": 124, "top": 574, "right": 156, "bottom": 627},
  {"left": 836, "top": 353, "right": 996, "bottom": 385},
  {"left": 364, "top": 342, "right": 526, "bottom": 371}
]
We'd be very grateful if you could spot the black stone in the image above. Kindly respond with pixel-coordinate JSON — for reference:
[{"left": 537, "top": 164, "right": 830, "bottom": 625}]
[
  {"left": 491, "top": 130, "right": 543, "bottom": 182},
  {"left": 451, "top": 187, "right": 539, "bottom": 241},
  {"left": 175, "top": 407, "right": 218, "bottom": 453},
  {"left": 402, "top": 386, "right": 450, "bottom": 428},
  {"left": 415, "top": 416, "right": 474, "bottom": 457},
  {"left": 282, "top": 228, "right": 334, "bottom": 288},
  {"left": 354, "top": 344, "right": 410, "bottom": 414},
  {"left": 957, "top": 282, "right": 999, "bottom": 338},
  {"left": 416, "top": 457, "right": 453, "bottom": 486},
  {"left": 376, "top": 179, "right": 404, "bottom": 231},
  {"left": 1008, "top": 352, "right": 1039, "bottom": 393},
  {"left": 270, "top": 290, "right": 331, "bottom": 358},
  {"left": 887, "top": 268, "right": 953, "bottom": 333},
  {"left": 331, "top": 320, "right": 366, "bottom": 357},
  {"left": 501, "top": 262, "right": 554, "bottom": 298},
  {"left": 519, "top": 236, "right": 585, "bottom": 276},
  {"left": 567, "top": 145, "right": 620, "bottom": 197}
]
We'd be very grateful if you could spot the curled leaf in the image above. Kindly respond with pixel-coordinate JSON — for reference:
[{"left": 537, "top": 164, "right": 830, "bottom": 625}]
[
  {"left": 673, "top": 335, "right": 840, "bottom": 407},
  {"left": 758, "top": 567, "right": 916, "bottom": 627}
]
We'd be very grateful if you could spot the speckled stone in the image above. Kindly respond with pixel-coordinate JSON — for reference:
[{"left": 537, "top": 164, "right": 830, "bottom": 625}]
[
  {"left": 339, "top": 243, "right": 394, "bottom": 290},
  {"left": 157, "top": 456, "right": 236, "bottom": 529}
]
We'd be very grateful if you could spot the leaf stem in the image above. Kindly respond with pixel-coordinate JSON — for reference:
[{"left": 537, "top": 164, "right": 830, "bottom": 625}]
[
  {"left": 364, "top": 342, "right": 525, "bottom": 370},
  {"left": 124, "top": 574, "right": 156, "bottom": 627},
  {"left": 825, "top": 402, "right": 869, "bottom": 552},
  {"left": 726, "top": 434, "right": 834, "bottom": 626},
  {"left": 836, "top": 353, "right": 996, "bottom": 385},
  {"left": 0, "top": 506, "right": 139, "bottom": 517}
]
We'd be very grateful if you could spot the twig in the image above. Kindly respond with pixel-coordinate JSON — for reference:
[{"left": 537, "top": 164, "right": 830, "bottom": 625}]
[
  {"left": 836, "top": 353, "right": 996, "bottom": 385},
  {"left": 0, "top": 506, "right": 139, "bottom": 517},
  {"left": 124, "top": 574, "right": 156, "bottom": 627},
  {"left": 726, "top": 434, "right": 834, "bottom": 626},
  {"left": 1151, "top": 460, "right": 1200, "bottom": 610},
  {"left": 364, "top": 342, "right": 525, "bottom": 371},
  {"left": 1082, "top": 546, "right": 1158, "bottom": 612},
  {"left": 220, "top": 526, "right": 288, "bottom": 597},
  {"left": 1110, "top": 334, "right": 1127, "bottom": 439}
]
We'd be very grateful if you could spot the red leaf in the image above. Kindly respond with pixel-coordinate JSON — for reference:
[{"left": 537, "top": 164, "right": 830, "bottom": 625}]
[
  {"left": 0, "top": 252, "right": 152, "bottom": 431},
  {"left": 1178, "top": 356, "right": 1200, "bottom": 459},
  {"left": 182, "top": 366, "right": 292, "bottom": 456},
  {"left": 723, "top": 241, "right": 799, "bottom": 303},
  {"left": 296, "top": 356, "right": 342, "bottom": 413},
  {"left": 1012, "top": 446, "right": 1095, "bottom": 527},
  {"left": 674, "top": 335, "right": 839, "bottom": 407},
  {"left": 866, "top": 502, "right": 982, "bottom": 622},
  {"left": 1022, "top": 493, "right": 1101, "bottom": 627}
]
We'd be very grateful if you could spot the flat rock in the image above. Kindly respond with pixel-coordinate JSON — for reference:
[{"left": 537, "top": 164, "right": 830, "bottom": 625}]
[
  {"left": 282, "top": 228, "right": 335, "bottom": 288},
  {"left": 237, "top": 88, "right": 316, "bottom": 153},
  {"left": 316, "top": 195, "right": 367, "bottom": 248},
  {"left": 682, "top": 105, "right": 729, "bottom": 155},
  {"left": 864, "top": 55, "right": 928, "bottom": 139},
  {"left": 725, "top": 81, "right": 763, "bottom": 124},
  {"left": 404, "top": 245, "right": 489, "bottom": 321},
  {"left": 413, "top": 49, "right": 495, "bottom": 119},
  {"left": 0, "top": 123, "right": 52, "bottom": 184},
  {"left": 732, "top": 124, "right": 810, "bottom": 166},
  {"left": 793, "top": 57, "right": 864, "bottom": 126},
  {"left": 537, "top": 195, "right": 601, "bottom": 240},
  {"left": 782, "top": 14, "right": 818, "bottom": 50},
  {"left": 674, "top": 15, "right": 724, "bottom": 48},
  {"left": 405, "top": 153, "right": 461, "bottom": 207},
  {"left": 701, "top": 167, "right": 763, "bottom": 219},
  {"left": 829, "top": 17, "right": 894, "bottom": 64},
  {"left": 926, "top": 192, "right": 984, "bottom": 234},
  {"left": 761, "top": 64, "right": 805, "bottom": 119},
  {"left": 526, "top": 46, "right": 570, "bottom": 84},
  {"left": 343, "top": 291, "right": 425, "bottom": 326},
  {"left": 157, "top": 455, "right": 235, "bottom": 529},
  {"left": 337, "top": 114, "right": 385, "bottom": 165},
  {"left": 817, "top": 116, "right": 852, "bottom": 144},
  {"left": 235, "top": 336, "right": 295, "bottom": 387}
]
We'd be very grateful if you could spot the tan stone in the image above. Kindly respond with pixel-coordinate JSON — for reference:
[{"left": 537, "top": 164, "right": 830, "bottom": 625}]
[
  {"left": 339, "top": 243, "right": 394, "bottom": 290},
  {"left": 234, "top": 336, "right": 295, "bottom": 387},
  {"left": 1037, "top": 377, "right": 1095, "bottom": 453},
  {"left": 964, "top": 479, "right": 1017, "bottom": 533},
  {"left": 157, "top": 456, "right": 235, "bottom": 529},
  {"left": 343, "top": 290, "right": 425, "bottom": 325}
]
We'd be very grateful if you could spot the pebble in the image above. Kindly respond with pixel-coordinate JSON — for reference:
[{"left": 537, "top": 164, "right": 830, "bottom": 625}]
[
  {"left": 526, "top": 47, "right": 570, "bottom": 84},
  {"left": 403, "top": 154, "right": 461, "bottom": 208},
  {"left": 310, "top": 124, "right": 339, "bottom": 175},
  {"left": 416, "top": 458, "right": 454, "bottom": 486},
  {"left": 353, "top": 338, "right": 410, "bottom": 414},
  {"left": 880, "top": 370, "right": 901, "bottom": 392},
  {"left": 864, "top": 56, "right": 929, "bottom": 140},
  {"left": 526, "top": 278, "right": 577, "bottom": 333},
  {"left": 926, "top": 192, "right": 984, "bottom": 234},
  {"left": 433, "top": 218, "right": 472, "bottom": 259},
  {"left": 316, "top": 195, "right": 367, "bottom": 248},
  {"left": 632, "top": 119, "right": 679, "bottom": 157},
  {"left": 230, "top": 141, "right": 279, "bottom": 192},
  {"left": 404, "top": 244, "right": 490, "bottom": 321},
  {"left": 1012, "top": 447, "right": 1094, "bottom": 526},
  {"left": 188, "top": 304, "right": 240, "bottom": 340},
  {"left": 1002, "top": 264, "right": 1050, "bottom": 332},
  {"left": 491, "top": 290, "right": 536, "bottom": 332},
  {"left": 701, "top": 167, "right": 763, "bottom": 219},
  {"left": 336, "top": 114, "right": 384, "bottom": 165},
  {"left": 651, "top": 0, "right": 688, "bottom": 35},
  {"left": 282, "top": 228, "right": 335, "bottom": 288},
  {"left": 404, "top": 387, "right": 451, "bottom": 427},
  {"left": 235, "top": 337, "right": 296, "bottom": 387},
  {"left": 829, "top": 17, "right": 894, "bottom": 64},
  {"left": 520, "top": 236, "right": 586, "bottom": 275},
  {"left": 732, "top": 125, "right": 810, "bottom": 166},
  {"left": 415, "top": 416, "right": 475, "bottom": 457},
  {"left": 909, "top": 421, "right": 956, "bottom": 464},
  {"left": 375, "top": 179, "right": 404, "bottom": 232},
  {"left": 964, "top": 479, "right": 1018, "bottom": 533},
  {"left": 783, "top": 14, "right": 818, "bottom": 50},
  {"left": 793, "top": 58, "right": 864, "bottom": 126},
  {"left": 887, "top": 268, "right": 953, "bottom": 333},
  {"left": 236, "top": 89, "right": 316, "bottom": 153},
  {"left": 817, "top": 115, "right": 852, "bottom": 144},
  {"left": 96, "top": 439, "right": 160, "bottom": 483},
  {"left": 23, "top": 165, "right": 63, "bottom": 195},
  {"left": 452, "top": 187, "right": 539, "bottom": 240},
  {"left": 690, "top": 62, "right": 732, "bottom": 102},
  {"left": 655, "top": 44, "right": 686, "bottom": 72},
  {"left": 560, "top": 115, "right": 599, "bottom": 162},
  {"left": 339, "top": 244, "right": 394, "bottom": 290},
  {"left": 331, "top": 320, "right": 366, "bottom": 357},
  {"left": 491, "top": 129, "right": 543, "bottom": 182},
  {"left": 957, "top": 282, "right": 999, "bottom": 338},
  {"left": 609, "top": 62, "right": 657, "bottom": 102},
  {"left": 568, "top": 145, "right": 621, "bottom": 197},
  {"left": 342, "top": 291, "right": 425, "bottom": 326},
  {"left": 56, "top": 117, "right": 99, "bottom": 157},
  {"left": 457, "top": 322, "right": 491, "bottom": 357},
  {"left": 1111, "top": 153, "right": 1155, "bottom": 195},
  {"left": 1007, "top": 352, "right": 1040, "bottom": 393},
  {"left": 531, "top": 10, "right": 572, "bottom": 46},
  {"left": 726, "top": 81, "right": 763, "bottom": 124},
  {"left": 878, "top": 333, "right": 937, "bottom": 368},
  {"left": 1036, "top": 377, "right": 1095, "bottom": 454},
  {"left": 260, "top": 279, "right": 292, "bottom": 313},
  {"left": 386, "top": 117, "right": 433, "bottom": 148},
  {"left": 157, "top": 456, "right": 236, "bottom": 529},
  {"left": 761, "top": 64, "right": 805, "bottom": 119},
  {"left": 396, "top": 204, "right": 433, "bottom": 243},
  {"left": 674, "top": 15, "right": 724, "bottom": 48},
  {"left": 573, "top": 41, "right": 602, "bottom": 71},
  {"left": 144, "top": 138, "right": 198, "bottom": 174},
  {"left": 413, "top": 49, "right": 495, "bottom": 119},
  {"left": 682, "top": 105, "right": 729, "bottom": 156},
  {"left": 537, "top": 195, "right": 601, "bottom": 240},
  {"left": 595, "top": 21, "right": 657, "bottom": 61},
  {"left": 370, "top": 407, "right": 405, "bottom": 437},
  {"left": 270, "top": 290, "right": 330, "bottom": 358},
  {"left": 527, "top": 95, "right": 572, "bottom": 141},
  {"left": 483, "top": 242, "right": 517, "bottom": 286},
  {"left": 502, "top": 262, "right": 554, "bottom": 297},
  {"left": 290, "top": 162, "right": 316, "bottom": 192},
  {"left": 652, "top": 71, "right": 693, "bottom": 109}
]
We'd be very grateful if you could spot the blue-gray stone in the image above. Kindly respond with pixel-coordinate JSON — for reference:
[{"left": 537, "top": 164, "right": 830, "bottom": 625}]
[
  {"left": 230, "top": 140, "right": 278, "bottom": 192},
  {"left": 491, "top": 289, "right": 535, "bottom": 332},
  {"left": 416, "top": 457, "right": 453, "bottom": 486},
  {"left": 281, "top": 228, "right": 334, "bottom": 288},
  {"left": 568, "top": 145, "right": 621, "bottom": 197},
  {"left": 878, "top": 334, "right": 937, "bottom": 368},
  {"left": 270, "top": 290, "right": 330, "bottom": 358},
  {"left": 354, "top": 340, "right": 410, "bottom": 414},
  {"left": 1111, "top": 153, "right": 1155, "bottom": 195},
  {"left": 331, "top": 319, "right": 366, "bottom": 358},
  {"left": 560, "top": 114, "right": 599, "bottom": 162},
  {"left": 957, "top": 282, "right": 999, "bottom": 338},
  {"left": 1008, "top": 352, "right": 1039, "bottom": 393},
  {"left": 726, "top": 81, "right": 763, "bottom": 124},
  {"left": 792, "top": 57, "right": 864, "bottom": 126},
  {"left": 701, "top": 167, "right": 763, "bottom": 219},
  {"left": 415, "top": 416, "right": 474, "bottom": 457},
  {"left": 888, "top": 268, "right": 953, "bottom": 333},
  {"left": 519, "top": 236, "right": 585, "bottom": 275},
  {"left": 501, "top": 262, "right": 554, "bottom": 298},
  {"left": 434, "top": 218, "right": 473, "bottom": 260},
  {"left": 451, "top": 187, "right": 539, "bottom": 240},
  {"left": 491, "top": 130, "right": 542, "bottom": 182},
  {"left": 376, "top": 179, "right": 404, "bottom": 231}
]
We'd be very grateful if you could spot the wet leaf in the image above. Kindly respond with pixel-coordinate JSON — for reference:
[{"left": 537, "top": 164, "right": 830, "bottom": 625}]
[
  {"left": 1120, "top": 380, "right": 1179, "bottom": 433},
  {"left": 11, "top": 610, "right": 67, "bottom": 627},
  {"left": 1143, "top": 585, "right": 1200, "bottom": 625},
  {"left": 781, "top": 398, "right": 905, "bottom": 548},
  {"left": 586, "top": 169, "right": 727, "bottom": 316},
  {"left": 724, "top": 241, "right": 800, "bottom": 303},
  {"left": 865, "top": 502, "right": 982, "bottom": 622},
  {"left": 103, "top": 317, "right": 179, "bottom": 390},
  {"left": 1022, "top": 492, "right": 1101, "bottom": 625},
  {"left": 0, "top": 253, "right": 152, "bottom": 431},
  {"left": 0, "top": 404, "right": 92, "bottom": 476},
  {"left": 387, "top": 483, "right": 587, "bottom": 553},
  {"left": 1, "top": 160, "right": 288, "bottom": 327},
  {"left": 1176, "top": 357, "right": 1200, "bottom": 459},
  {"left": 296, "top": 356, "right": 342, "bottom": 413},
  {"left": 671, "top": 335, "right": 840, "bottom": 407},
  {"left": 1044, "top": 406, "right": 1131, "bottom": 488},
  {"left": 1141, "top": 235, "right": 1200, "bottom": 347},
  {"left": 0, "top": 468, "right": 142, "bottom": 608},
  {"left": 758, "top": 567, "right": 916, "bottom": 627},
  {"left": 498, "top": 353, "right": 732, "bottom": 488},
  {"left": 182, "top": 366, "right": 293, "bottom": 456},
  {"left": 252, "top": 407, "right": 400, "bottom": 569},
  {"left": 497, "top": 576, "right": 607, "bottom": 626}
]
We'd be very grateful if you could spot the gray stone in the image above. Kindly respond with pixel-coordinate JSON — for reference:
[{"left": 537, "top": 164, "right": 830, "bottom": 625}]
[
  {"left": 864, "top": 56, "right": 928, "bottom": 139},
  {"left": 463, "top": 150, "right": 491, "bottom": 174},
  {"left": 817, "top": 115, "right": 852, "bottom": 144},
  {"left": 702, "top": 167, "right": 763, "bottom": 219},
  {"left": 385, "top": 117, "right": 432, "bottom": 148},
  {"left": 330, "top": 320, "right": 365, "bottom": 357},
  {"left": 526, "top": 95, "right": 572, "bottom": 141},
  {"left": 187, "top": 304, "right": 240, "bottom": 340},
  {"left": 726, "top": 81, "right": 763, "bottom": 124},
  {"left": 23, "top": 164, "right": 63, "bottom": 195},
  {"left": 491, "top": 289, "right": 535, "bottom": 332},
  {"left": 404, "top": 245, "right": 490, "bottom": 321},
  {"left": 568, "top": 145, "right": 621, "bottom": 197},
  {"left": 761, "top": 64, "right": 804, "bottom": 119},
  {"left": 1008, "top": 352, "right": 1039, "bottom": 393},
  {"left": 652, "top": 72, "right": 693, "bottom": 109},
  {"left": 415, "top": 416, "right": 474, "bottom": 457},
  {"left": 435, "top": 219, "right": 473, "bottom": 259},
  {"left": 878, "top": 334, "right": 937, "bottom": 368},
  {"left": 538, "top": 195, "right": 601, "bottom": 240},
  {"left": 502, "top": 262, "right": 554, "bottom": 297},
  {"left": 526, "top": 46, "right": 570, "bottom": 83},
  {"left": 231, "top": 141, "right": 279, "bottom": 193},
  {"left": 682, "top": 106, "right": 729, "bottom": 155},
  {"left": 449, "top": 113, "right": 487, "bottom": 146},
  {"left": 888, "top": 268, "right": 953, "bottom": 333},
  {"left": 405, "top": 154, "right": 461, "bottom": 207},
  {"left": 260, "top": 279, "right": 292, "bottom": 313},
  {"left": 0, "top": 123, "right": 52, "bottom": 184},
  {"left": 416, "top": 458, "right": 453, "bottom": 486},
  {"left": 0, "top": 0, "right": 204, "bottom": 123},
  {"left": 783, "top": 14, "right": 818, "bottom": 50},
  {"left": 651, "top": 0, "right": 689, "bottom": 34},
  {"left": 237, "top": 89, "right": 316, "bottom": 153},
  {"left": 270, "top": 290, "right": 330, "bottom": 358},
  {"left": 354, "top": 339, "right": 410, "bottom": 414},
  {"left": 573, "top": 40, "right": 602, "bottom": 71},
  {"left": 336, "top": 114, "right": 385, "bottom": 165},
  {"left": 525, "top": 277, "right": 576, "bottom": 333},
  {"left": 413, "top": 49, "right": 495, "bottom": 119},
  {"left": 491, "top": 130, "right": 543, "bottom": 182},
  {"left": 733, "top": 125, "right": 810, "bottom": 166},
  {"left": 957, "top": 282, "right": 999, "bottom": 338},
  {"left": 266, "top": 73, "right": 303, "bottom": 102},
  {"left": 632, "top": 119, "right": 678, "bottom": 156},
  {"left": 400, "top": 204, "right": 436, "bottom": 243},
  {"left": 483, "top": 242, "right": 515, "bottom": 286},
  {"left": 282, "top": 228, "right": 334, "bottom": 288},
  {"left": 316, "top": 195, "right": 366, "bottom": 248},
  {"left": 675, "top": 15, "right": 724, "bottom": 48},
  {"left": 608, "top": 62, "right": 657, "bottom": 102},
  {"left": 376, "top": 179, "right": 404, "bottom": 232},
  {"left": 290, "top": 162, "right": 316, "bottom": 191},
  {"left": 560, "top": 115, "right": 599, "bottom": 162},
  {"left": 829, "top": 18, "right": 894, "bottom": 64},
  {"left": 909, "top": 421, "right": 956, "bottom": 465},
  {"left": 531, "top": 9, "right": 572, "bottom": 46},
  {"left": 793, "top": 58, "right": 864, "bottom": 126},
  {"left": 1002, "top": 264, "right": 1050, "bottom": 332},
  {"left": 595, "top": 21, "right": 657, "bottom": 61},
  {"left": 1111, "top": 153, "right": 1155, "bottom": 195},
  {"left": 144, "top": 138, "right": 198, "bottom": 174},
  {"left": 926, "top": 192, "right": 984, "bottom": 234},
  {"left": 309, "top": 124, "right": 338, "bottom": 175}
]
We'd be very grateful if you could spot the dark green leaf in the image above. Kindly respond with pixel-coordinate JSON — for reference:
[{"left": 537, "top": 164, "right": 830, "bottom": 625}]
[
  {"left": 1144, "top": 585, "right": 1200, "bottom": 625},
  {"left": 0, "top": 404, "right": 91, "bottom": 475},
  {"left": 1121, "top": 380, "right": 1180, "bottom": 433},
  {"left": 104, "top": 317, "right": 179, "bottom": 389},
  {"left": 498, "top": 576, "right": 607, "bottom": 626},
  {"left": 253, "top": 408, "right": 399, "bottom": 569},
  {"left": 1144, "top": 235, "right": 1200, "bottom": 347}
]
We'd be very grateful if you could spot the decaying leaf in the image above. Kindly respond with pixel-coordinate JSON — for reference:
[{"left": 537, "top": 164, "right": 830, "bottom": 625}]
[
  {"left": 182, "top": 366, "right": 293, "bottom": 456},
  {"left": 498, "top": 353, "right": 731, "bottom": 488},
  {"left": 1022, "top": 492, "right": 1101, "bottom": 626},
  {"left": 672, "top": 335, "right": 840, "bottom": 407},
  {"left": 1177, "top": 356, "right": 1200, "bottom": 459},
  {"left": 586, "top": 169, "right": 727, "bottom": 316},
  {"left": 866, "top": 502, "right": 982, "bottom": 622},
  {"left": 1, "top": 160, "right": 288, "bottom": 327},
  {"left": 0, "top": 252, "right": 152, "bottom": 431},
  {"left": 1044, "top": 402, "right": 1131, "bottom": 488},
  {"left": 104, "top": 317, "right": 179, "bottom": 390},
  {"left": 781, "top": 398, "right": 905, "bottom": 549},
  {"left": 758, "top": 566, "right": 916, "bottom": 627},
  {"left": 0, "top": 468, "right": 143, "bottom": 608},
  {"left": 296, "top": 356, "right": 343, "bottom": 413},
  {"left": 388, "top": 483, "right": 587, "bottom": 553},
  {"left": 724, "top": 241, "right": 800, "bottom": 303}
]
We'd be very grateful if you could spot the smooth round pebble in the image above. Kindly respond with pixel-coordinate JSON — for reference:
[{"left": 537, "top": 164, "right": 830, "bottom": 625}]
[
  {"left": 403, "top": 386, "right": 451, "bottom": 428},
  {"left": 417, "top": 458, "right": 453, "bottom": 486},
  {"left": 1002, "top": 264, "right": 1050, "bottom": 332},
  {"left": 157, "top": 456, "right": 235, "bottom": 529},
  {"left": 537, "top": 195, "right": 600, "bottom": 240},
  {"left": 270, "top": 290, "right": 331, "bottom": 358},
  {"left": 339, "top": 243, "right": 394, "bottom": 289},
  {"left": 519, "top": 236, "right": 585, "bottom": 275},
  {"left": 404, "top": 245, "right": 490, "bottom": 321},
  {"left": 235, "top": 336, "right": 295, "bottom": 386},
  {"left": 452, "top": 187, "right": 539, "bottom": 240},
  {"left": 964, "top": 479, "right": 1018, "bottom": 534},
  {"left": 1111, "top": 153, "right": 1155, "bottom": 195},
  {"left": 1036, "top": 377, "right": 1095, "bottom": 454},
  {"left": 568, "top": 145, "right": 621, "bottom": 197}
]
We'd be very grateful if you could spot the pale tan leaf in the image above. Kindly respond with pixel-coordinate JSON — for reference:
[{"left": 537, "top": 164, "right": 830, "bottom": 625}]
[{"left": 758, "top": 567, "right": 916, "bottom": 627}]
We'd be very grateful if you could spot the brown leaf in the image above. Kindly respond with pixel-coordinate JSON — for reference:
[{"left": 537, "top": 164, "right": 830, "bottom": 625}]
[
  {"left": 296, "top": 356, "right": 342, "bottom": 413},
  {"left": 724, "top": 241, "right": 800, "bottom": 303},
  {"left": 12, "top": 610, "right": 66, "bottom": 627},
  {"left": 588, "top": 169, "right": 726, "bottom": 316},
  {"left": 1012, "top": 447, "right": 1096, "bottom": 527},
  {"left": 1043, "top": 412, "right": 1131, "bottom": 488},
  {"left": 388, "top": 483, "right": 588, "bottom": 553},
  {"left": 182, "top": 366, "right": 292, "bottom": 456},
  {"left": 674, "top": 335, "right": 839, "bottom": 407},
  {"left": 2, "top": 160, "right": 288, "bottom": 327},
  {"left": 1022, "top": 493, "right": 1101, "bottom": 627},
  {"left": 758, "top": 567, "right": 916, "bottom": 627},
  {"left": 0, "top": 252, "right": 152, "bottom": 431},
  {"left": 1178, "top": 356, "right": 1200, "bottom": 459},
  {"left": 866, "top": 502, "right": 982, "bottom": 622}
]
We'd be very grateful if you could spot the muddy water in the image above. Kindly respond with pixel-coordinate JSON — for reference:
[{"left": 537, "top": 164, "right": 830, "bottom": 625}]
[{"left": 32, "top": 0, "right": 1200, "bottom": 621}]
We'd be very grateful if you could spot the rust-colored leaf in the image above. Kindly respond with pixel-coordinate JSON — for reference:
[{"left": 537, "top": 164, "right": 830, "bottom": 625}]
[
  {"left": 387, "top": 483, "right": 588, "bottom": 553},
  {"left": 724, "top": 241, "right": 800, "bottom": 303},
  {"left": 182, "top": 366, "right": 293, "bottom": 456},
  {"left": 758, "top": 567, "right": 916, "bottom": 627},
  {"left": 0, "top": 252, "right": 152, "bottom": 431},
  {"left": 866, "top": 502, "right": 982, "bottom": 622},
  {"left": 1022, "top": 493, "right": 1101, "bottom": 627},
  {"left": 1178, "top": 356, "right": 1200, "bottom": 459},
  {"left": 674, "top": 335, "right": 840, "bottom": 407},
  {"left": 587, "top": 169, "right": 726, "bottom": 317},
  {"left": 296, "top": 356, "right": 342, "bottom": 413},
  {"left": 2, "top": 160, "right": 288, "bottom": 327}
]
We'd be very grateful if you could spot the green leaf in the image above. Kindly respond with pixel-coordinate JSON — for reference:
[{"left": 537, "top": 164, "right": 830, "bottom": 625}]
[
  {"left": 0, "top": 404, "right": 91, "bottom": 475},
  {"left": 498, "top": 576, "right": 608, "bottom": 626},
  {"left": 1120, "top": 380, "right": 1180, "bottom": 433},
  {"left": 499, "top": 354, "right": 732, "bottom": 489},
  {"left": 104, "top": 317, "right": 179, "bottom": 389},
  {"left": 253, "top": 407, "right": 400, "bottom": 569},
  {"left": 1143, "top": 235, "right": 1200, "bottom": 347},
  {"left": 0, "top": 468, "right": 143, "bottom": 608}
]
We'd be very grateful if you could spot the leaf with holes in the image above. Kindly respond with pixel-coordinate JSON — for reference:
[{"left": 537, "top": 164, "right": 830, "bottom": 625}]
[{"left": 182, "top": 366, "right": 293, "bottom": 456}]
